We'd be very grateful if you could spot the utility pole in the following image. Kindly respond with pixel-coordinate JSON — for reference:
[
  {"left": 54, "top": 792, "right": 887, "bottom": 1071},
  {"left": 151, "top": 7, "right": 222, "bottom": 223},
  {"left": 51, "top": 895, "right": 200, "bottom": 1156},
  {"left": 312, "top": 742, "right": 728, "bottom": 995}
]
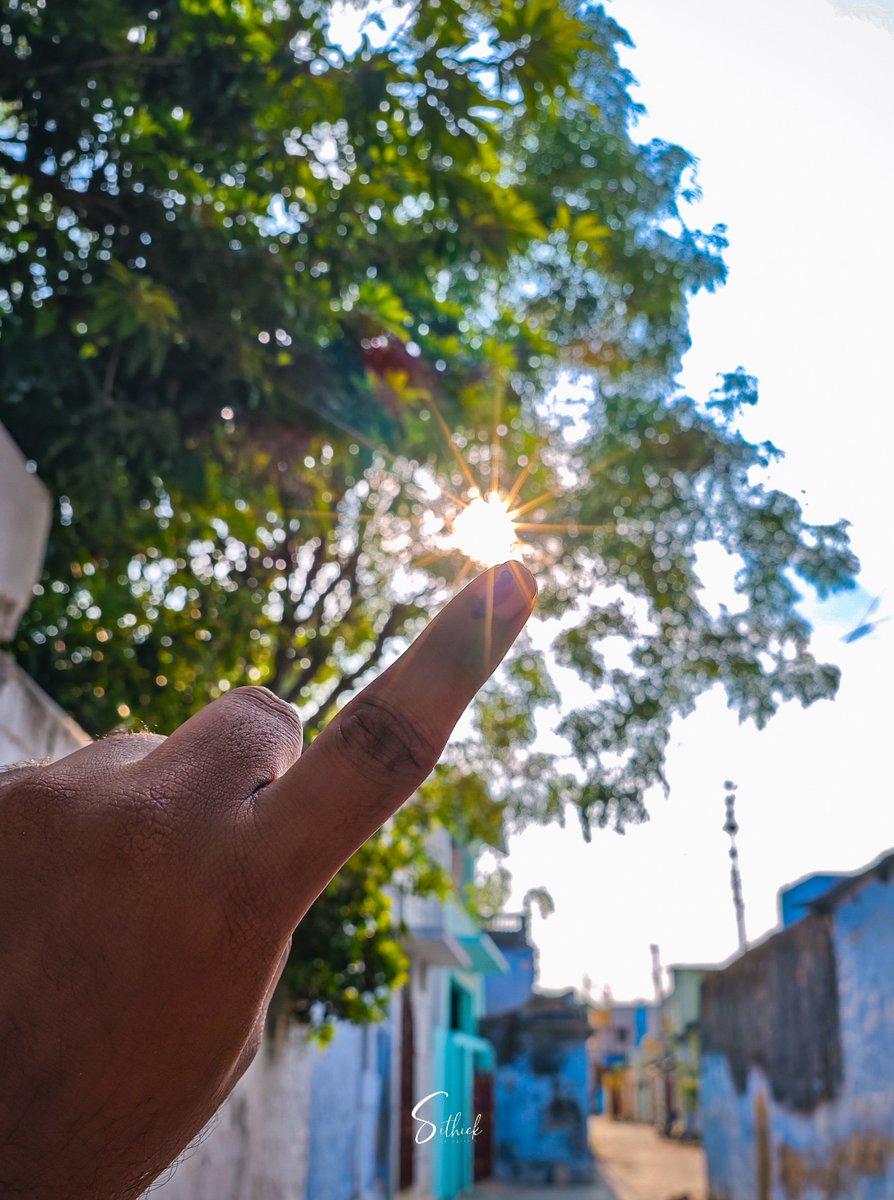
[{"left": 723, "top": 781, "right": 747, "bottom": 950}]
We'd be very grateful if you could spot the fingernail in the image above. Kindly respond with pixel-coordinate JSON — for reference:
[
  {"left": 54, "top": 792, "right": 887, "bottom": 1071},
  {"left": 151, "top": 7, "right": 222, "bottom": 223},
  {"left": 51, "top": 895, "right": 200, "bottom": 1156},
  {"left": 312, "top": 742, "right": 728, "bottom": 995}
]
[{"left": 472, "top": 563, "right": 536, "bottom": 620}]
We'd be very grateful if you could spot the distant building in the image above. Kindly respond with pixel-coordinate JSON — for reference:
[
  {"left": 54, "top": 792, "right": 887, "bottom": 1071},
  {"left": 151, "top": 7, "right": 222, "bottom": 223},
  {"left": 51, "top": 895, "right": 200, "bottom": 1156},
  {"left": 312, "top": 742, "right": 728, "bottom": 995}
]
[
  {"left": 482, "top": 912, "right": 536, "bottom": 1016},
  {"left": 659, "top": 965, "right": 720, "bottom": 1140},
  {"left": 587, "top": 999, "right": 656, "bottom": 1121},
  {"left": 700, "top": 850, "right": 894, "bottom": 1200},
  {"left": 481, "top": 914, "right": 595, "bottom": 1186}
]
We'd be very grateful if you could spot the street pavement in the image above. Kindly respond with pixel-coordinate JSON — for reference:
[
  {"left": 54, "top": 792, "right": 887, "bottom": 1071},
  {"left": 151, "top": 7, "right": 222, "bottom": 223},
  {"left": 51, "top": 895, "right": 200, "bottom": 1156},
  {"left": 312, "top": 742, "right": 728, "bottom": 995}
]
[
  {"left": 590, "top": 1117, "right": 707, "bottom": 1200},
  {"left": 470, "top": 1116, "right": 707, "bottom": 1200},
  {"left": 471, "top": 1182, "right": 617, "bottom": 1200}
]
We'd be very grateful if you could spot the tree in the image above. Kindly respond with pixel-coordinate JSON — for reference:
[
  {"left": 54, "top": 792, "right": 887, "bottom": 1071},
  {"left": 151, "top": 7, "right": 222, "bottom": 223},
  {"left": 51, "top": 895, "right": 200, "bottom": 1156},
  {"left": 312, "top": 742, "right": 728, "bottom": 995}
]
[{"left": 1, "top": 1, "right": 858, "bottom": 1026}]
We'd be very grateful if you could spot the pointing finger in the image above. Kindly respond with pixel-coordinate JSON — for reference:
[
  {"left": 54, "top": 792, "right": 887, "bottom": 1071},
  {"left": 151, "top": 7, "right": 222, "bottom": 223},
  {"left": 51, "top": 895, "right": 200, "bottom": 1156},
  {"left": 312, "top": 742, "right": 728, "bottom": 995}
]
[{"left": 251, "top": 560, "right": 536, "bottom": 926}]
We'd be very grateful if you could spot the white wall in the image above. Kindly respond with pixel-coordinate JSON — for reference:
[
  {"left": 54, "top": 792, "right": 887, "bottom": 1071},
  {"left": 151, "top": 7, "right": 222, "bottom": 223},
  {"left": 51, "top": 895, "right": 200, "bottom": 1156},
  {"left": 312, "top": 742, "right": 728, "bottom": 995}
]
[
  {"left": 0, "top": 422, "right": 89, "bottom": 766},
  {"left": 0, "top": 652, "right": 89, "bottom": 766},
  {"left": 0, "top": 423, "right": 51, "bottom": 643},
  {"left": 149, "top": 1011, "right": 313, "bottom": 1200}
]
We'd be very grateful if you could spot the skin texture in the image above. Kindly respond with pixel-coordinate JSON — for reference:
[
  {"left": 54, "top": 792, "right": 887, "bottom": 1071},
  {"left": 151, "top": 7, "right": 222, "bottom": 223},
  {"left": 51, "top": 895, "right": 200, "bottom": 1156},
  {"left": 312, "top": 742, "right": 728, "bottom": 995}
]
[{"left": 0, "top": 560, "right": 536, "bottom": 1200}]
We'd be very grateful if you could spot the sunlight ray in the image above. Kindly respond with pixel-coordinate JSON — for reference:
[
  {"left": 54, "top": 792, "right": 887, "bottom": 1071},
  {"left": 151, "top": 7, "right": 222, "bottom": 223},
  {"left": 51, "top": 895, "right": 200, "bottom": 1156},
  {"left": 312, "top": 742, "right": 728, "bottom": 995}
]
[
  {"left": 421, "top": 392, "right": 481, "bottom": 494},
  {"left": 510, "top": 488, "right": 563, "bottom": 519},
  {"left": 481, "top": 568, "right": 494, "bottom": 670},
  {"left": 513, "top": 522, "right": 611, "bottom": 534},
  {"left": 491, "top": 390, "right": 502, "bottom": 497},
  {"left": 452, "top": 559, "right": 474, "bottom": 589},
  {"left": 503, "top": 454, "right": 541, "bottom": 510}
]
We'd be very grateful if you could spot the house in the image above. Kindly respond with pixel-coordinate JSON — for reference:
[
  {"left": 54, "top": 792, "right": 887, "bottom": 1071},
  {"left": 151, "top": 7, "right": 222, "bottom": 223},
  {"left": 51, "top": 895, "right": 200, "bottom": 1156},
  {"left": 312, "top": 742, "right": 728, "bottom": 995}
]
[
  {"left": 589, "top": 966, "right": 718, "bottom": 1138},
  {"left": 700, "top": 850, "right": 894, "bottom": 1200},
  {"left": 587, "top": 998, "right": 658, "bottom": 1122},
  {"left": 657, "top": 964, "right": 721, "bottom": 1139}
]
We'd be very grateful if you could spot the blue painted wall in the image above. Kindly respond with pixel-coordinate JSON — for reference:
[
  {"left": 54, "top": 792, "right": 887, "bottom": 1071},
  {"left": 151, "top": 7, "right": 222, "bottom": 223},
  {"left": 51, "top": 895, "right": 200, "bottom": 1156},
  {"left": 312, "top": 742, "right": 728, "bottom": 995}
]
[
  {"left": 483, "top": 997, "right": 595, "bottom": 1186},
  {"left": 702, "top": 864, "right": 894, "bottom": 1199},
  {"left": 491, "top": 1032, "right": 593, "bottom": 1183}
]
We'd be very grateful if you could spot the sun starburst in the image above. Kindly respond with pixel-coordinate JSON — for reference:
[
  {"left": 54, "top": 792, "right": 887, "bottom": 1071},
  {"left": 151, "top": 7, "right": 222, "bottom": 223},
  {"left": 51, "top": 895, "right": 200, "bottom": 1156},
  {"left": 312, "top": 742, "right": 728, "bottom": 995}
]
[
  {"left": 412, "top": 389, "right": 610, "bottom": 587},
  {"left": 448, "top": 492, "right": 520, "bottom": 568}
]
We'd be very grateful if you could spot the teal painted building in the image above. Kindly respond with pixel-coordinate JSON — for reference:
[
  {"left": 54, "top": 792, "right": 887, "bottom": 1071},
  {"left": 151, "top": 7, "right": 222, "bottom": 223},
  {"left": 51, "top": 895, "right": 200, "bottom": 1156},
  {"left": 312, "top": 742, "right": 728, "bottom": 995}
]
[
  {"left": 429, "top": 898, "right": 505, "bottom": 1199},
  {"left": 396, "top": 837, "right": 507, "bottom": 1199}
]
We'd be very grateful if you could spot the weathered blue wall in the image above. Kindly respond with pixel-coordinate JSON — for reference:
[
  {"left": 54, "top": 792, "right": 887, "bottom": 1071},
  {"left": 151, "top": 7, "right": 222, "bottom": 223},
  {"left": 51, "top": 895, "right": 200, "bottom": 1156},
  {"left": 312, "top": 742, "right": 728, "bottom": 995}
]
[
  {"left": 483, "top": 997, "right": 594, "bottom": 1186},
  {"left": 701, "top": 865, "right": 894, "bottom": 1200},
  {"left": 305, "top": 1020, "right": 391, "bottom": 1200},
  {"left": 491, "top": 1034, "right": 592, "bottom": 1183}
]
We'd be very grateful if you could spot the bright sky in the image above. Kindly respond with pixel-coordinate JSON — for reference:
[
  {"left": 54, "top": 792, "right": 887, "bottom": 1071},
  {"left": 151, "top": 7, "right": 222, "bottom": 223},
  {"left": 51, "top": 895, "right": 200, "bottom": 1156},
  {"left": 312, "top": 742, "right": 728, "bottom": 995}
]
[{"left": 501, "top": 0, "right": 894, "bottom": 1001}]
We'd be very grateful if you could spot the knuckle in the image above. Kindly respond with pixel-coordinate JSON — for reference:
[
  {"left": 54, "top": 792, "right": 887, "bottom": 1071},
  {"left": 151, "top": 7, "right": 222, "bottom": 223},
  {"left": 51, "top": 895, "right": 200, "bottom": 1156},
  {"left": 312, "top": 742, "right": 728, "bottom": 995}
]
[
  {"left": 225, "top": 686, "right": 303, "bottom": 746},
  {"left": 336, "top": 697, "right": 439, "bottom": 784}
]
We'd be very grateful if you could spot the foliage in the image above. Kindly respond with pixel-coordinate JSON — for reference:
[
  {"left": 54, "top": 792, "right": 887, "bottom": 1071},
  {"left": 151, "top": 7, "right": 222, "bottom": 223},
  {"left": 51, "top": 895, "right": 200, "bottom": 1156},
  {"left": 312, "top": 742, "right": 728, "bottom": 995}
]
[
  {"left": 0, "top": 0, "right": 719, "bottom": 519},
  {"left": 0, "top": 0, "right": 858, "bottom": 1024}
]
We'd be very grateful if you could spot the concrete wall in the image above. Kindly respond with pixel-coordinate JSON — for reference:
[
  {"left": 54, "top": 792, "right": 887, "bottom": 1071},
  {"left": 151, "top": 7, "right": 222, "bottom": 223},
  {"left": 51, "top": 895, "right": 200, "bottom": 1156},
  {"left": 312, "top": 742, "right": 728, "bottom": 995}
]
[
  {"left": 484, "top": 941, "right": 535, "bottom": 1016},
  {"left": 149, "top": 1011, "right": 313, "bottom": 1200},
  {"left": 666, "top": 967, "right": 713, "bottom": 1038},
  {"left": 483, "top": 913, "right": 536, "bottom": 1018},
  {"left": 701, "top": 866, "right": 894, "bottom": 1200}
]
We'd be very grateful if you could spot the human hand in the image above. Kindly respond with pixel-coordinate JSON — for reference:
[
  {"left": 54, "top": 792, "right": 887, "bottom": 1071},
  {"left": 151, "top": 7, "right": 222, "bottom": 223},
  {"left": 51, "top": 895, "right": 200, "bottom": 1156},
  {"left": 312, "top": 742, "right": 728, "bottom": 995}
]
[{"left": 0, "top": 561, "right": 536, "bottom": 1199}]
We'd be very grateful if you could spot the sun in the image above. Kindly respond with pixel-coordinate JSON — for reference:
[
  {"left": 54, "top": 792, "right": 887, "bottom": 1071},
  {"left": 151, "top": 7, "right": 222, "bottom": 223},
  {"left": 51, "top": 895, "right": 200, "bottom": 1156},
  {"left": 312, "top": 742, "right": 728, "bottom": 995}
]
[{"left": 449, "top": 493, "right": 520, "bottom": 568}]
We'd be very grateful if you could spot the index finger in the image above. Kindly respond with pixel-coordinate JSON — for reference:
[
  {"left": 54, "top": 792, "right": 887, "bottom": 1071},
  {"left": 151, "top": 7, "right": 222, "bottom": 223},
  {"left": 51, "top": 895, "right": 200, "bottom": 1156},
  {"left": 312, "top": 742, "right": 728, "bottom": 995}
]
[{"left": 251, "top": 560, "right": 536, "bottom": 922}]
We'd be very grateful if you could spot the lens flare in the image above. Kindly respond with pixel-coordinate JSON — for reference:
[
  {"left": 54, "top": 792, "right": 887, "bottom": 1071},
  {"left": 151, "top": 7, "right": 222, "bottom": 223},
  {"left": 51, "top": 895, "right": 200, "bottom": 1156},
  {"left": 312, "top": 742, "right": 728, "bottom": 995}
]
[{"left": 450, "top": 493, "right": 519, "bottom": 568}]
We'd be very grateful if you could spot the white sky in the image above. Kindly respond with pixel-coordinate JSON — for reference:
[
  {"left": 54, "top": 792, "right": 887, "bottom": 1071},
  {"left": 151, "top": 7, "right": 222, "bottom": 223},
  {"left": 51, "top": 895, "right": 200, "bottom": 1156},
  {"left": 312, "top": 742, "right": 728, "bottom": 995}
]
[{"left": 501, "top": 0, "right": 894, "bottom": 1001}]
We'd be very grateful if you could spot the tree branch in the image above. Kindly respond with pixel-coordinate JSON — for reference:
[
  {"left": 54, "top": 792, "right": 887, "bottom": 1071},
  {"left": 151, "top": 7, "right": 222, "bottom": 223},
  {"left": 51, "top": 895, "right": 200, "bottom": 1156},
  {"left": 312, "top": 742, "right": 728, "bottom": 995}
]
[
  {"left": 311, "top": 603, "right": 415, "bottom": 727},
  {"left": 269, "top": 536, "right": 327, "bottom": 693}
]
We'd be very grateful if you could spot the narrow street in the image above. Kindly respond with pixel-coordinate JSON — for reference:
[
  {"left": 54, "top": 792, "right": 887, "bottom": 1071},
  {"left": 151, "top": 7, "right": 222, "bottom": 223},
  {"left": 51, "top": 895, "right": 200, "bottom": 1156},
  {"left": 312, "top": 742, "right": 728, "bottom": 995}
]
[
  {"left": 471, "top": 1116, "right": 707, "bottom": 1200},
  {"left": 590, "top": 1116, "right": 707, "bottom": 1200}
]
